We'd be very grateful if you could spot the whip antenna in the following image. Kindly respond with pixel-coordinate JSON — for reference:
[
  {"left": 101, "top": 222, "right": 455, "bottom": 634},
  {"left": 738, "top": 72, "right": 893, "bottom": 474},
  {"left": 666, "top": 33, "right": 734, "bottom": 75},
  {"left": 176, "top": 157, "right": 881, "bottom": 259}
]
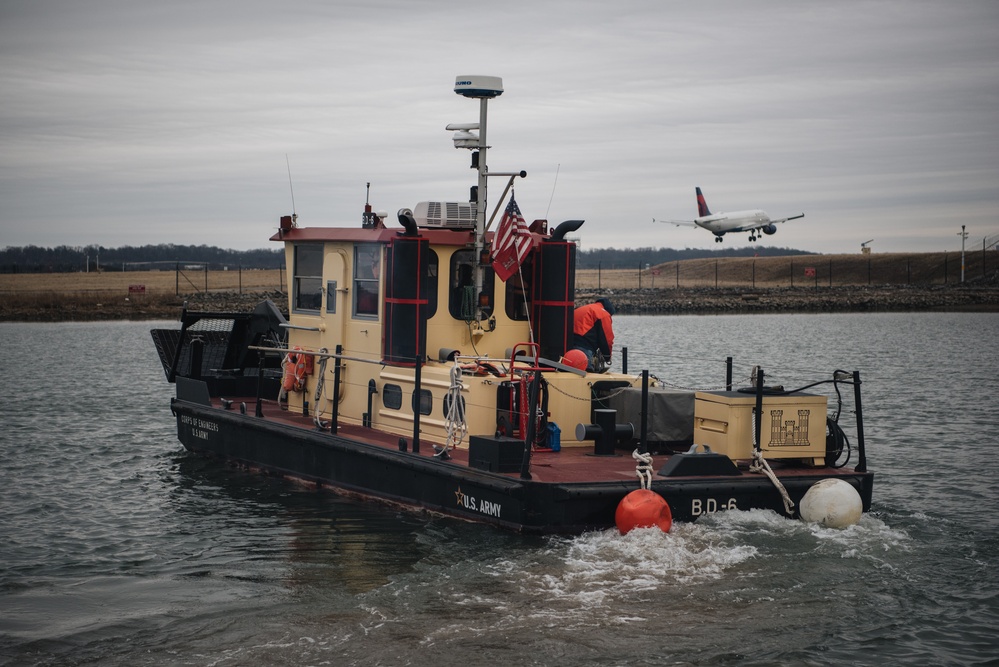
[
  {"left": 286, "top": 154, "right": 297, "bottom": 220},
  {"left": 545, "top": 163, "right": 560, "bottom": 219}
]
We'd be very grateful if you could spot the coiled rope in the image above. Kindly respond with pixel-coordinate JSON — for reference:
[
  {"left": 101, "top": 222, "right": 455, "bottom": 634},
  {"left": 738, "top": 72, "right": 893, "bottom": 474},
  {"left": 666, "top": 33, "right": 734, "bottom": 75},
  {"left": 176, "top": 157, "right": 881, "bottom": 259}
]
[
  {"left": 313, "top": 348, "right": 329, "bottom": 428},
  {"left": 632, "top": 449, "right": 654, "bottom": 490},
  {"left": 442, "top": 360, "right": 467, "bottom": 454},
  {"left": 277, "top": 352, "right": 291, "bottom": 404}
]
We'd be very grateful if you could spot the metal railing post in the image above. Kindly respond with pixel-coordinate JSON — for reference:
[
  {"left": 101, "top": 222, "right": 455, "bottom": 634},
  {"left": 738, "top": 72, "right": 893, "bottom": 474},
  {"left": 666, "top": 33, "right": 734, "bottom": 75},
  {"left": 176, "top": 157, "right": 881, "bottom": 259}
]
[
  {"left": 412, "top": 355, "right": 422, "bottom": 454},
  {"left": 330, "top": 345, "right": 342, "bottom": 435},
  {"left": 853, "top": 370, "right": 867, "bottom": 473}
]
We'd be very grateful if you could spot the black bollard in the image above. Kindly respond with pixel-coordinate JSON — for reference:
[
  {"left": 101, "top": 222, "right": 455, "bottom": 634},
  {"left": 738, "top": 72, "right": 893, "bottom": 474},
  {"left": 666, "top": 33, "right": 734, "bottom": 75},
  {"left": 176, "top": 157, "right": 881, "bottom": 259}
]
[
  {"left": 575, "top": 409, "right": 634, "bottom": 457},
  {"left": 594, "top": 409, "right": 617, "bottom": 456}
]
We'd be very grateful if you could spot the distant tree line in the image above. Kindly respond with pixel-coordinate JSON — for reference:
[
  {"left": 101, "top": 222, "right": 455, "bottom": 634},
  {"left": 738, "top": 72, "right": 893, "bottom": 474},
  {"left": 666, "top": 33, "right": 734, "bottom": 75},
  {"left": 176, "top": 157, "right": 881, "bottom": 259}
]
[
  {"left": 0, "top": 244, "right": 286, "bottom": 273},
  {"left": 576, "top": 245, "right": 816, "bottom": 270},
  {"left": 1, "top": 242, "right": 817, "bottom": 273}
]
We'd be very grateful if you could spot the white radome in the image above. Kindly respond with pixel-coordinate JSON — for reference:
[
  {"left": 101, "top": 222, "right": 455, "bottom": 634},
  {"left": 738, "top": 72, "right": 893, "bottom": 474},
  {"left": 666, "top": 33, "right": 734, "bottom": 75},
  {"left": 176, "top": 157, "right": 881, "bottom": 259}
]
[{"left": 799, "top": 478, "right": 863, "bottom": 528}]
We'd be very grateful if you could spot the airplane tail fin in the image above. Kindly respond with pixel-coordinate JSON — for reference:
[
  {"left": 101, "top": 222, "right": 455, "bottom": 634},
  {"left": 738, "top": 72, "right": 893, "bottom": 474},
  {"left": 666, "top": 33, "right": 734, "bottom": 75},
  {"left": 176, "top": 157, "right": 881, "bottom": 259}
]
[{"left": 695, "top": 187, "right": 711, "bottom": 217}]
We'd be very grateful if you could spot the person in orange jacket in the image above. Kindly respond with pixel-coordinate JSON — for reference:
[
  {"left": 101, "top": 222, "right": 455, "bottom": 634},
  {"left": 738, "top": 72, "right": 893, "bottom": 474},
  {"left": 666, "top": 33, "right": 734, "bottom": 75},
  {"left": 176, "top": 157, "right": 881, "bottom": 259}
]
[{"left": 572, "top": 298, "right": 615, "bottom": 372}]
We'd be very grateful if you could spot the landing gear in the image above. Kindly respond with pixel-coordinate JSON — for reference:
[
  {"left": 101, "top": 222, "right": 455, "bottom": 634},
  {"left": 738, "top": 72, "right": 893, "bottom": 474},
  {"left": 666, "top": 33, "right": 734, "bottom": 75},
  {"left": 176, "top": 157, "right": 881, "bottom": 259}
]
[
  {"left": 714, "top": 236, "right": 723, "bottom": 243},
  {"left": 749, "top": 235, "right": 757, "bottom": 242}
]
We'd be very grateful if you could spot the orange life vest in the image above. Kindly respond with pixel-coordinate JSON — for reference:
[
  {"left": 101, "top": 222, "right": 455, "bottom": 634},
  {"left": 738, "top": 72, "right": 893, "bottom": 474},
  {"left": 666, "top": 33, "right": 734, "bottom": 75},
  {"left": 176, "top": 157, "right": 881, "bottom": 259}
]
[{"left": 282, "top": 347, "right": 313, "bottom": 392}]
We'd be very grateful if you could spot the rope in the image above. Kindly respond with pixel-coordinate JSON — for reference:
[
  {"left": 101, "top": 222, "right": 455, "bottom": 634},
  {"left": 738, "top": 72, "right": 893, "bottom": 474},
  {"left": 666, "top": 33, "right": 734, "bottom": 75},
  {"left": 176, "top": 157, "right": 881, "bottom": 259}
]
[
  {"left": 312, "top": 347, "right": 329, "bottom": 428},
  {"left": 442, "top": 360, "right": 467, "bottom": 453},
  {"left": 277, "top": 352, "right": 291, "bottom": 404},
  {"left": 748, "top": 402, "right": 794, "bottom": 515},
  {"left": 515, "top": 262, "right": 535, "bottom": 345},
  {"left": 655, "top": 375, "right": 751, "bottom": 392},
  {"left": 632, "top": 449, "right": 654, "bottom": 490},
  {"left": 749, "top": 450, "right": 795, "bottom": 515}
]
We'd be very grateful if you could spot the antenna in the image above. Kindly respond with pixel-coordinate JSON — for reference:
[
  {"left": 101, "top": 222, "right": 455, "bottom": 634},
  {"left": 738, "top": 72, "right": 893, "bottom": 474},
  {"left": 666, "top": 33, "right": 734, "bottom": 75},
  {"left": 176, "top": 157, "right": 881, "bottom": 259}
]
[
  {"left": 362, "top": 181, "right": 375, "bottom": 228},
  {"left": 285, "top": 154, "right": 297, "bottom": 221},
  {"left": 545, "top": 163, "right": 560, "bottom": 220}
]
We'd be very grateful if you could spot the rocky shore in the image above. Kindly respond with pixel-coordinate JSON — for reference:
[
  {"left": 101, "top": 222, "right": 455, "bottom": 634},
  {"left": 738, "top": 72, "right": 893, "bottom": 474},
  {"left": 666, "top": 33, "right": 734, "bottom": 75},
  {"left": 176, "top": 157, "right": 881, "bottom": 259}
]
[
  {"left": 580, "top": 283, "right": 999, "bottom": 315},
  {"left": 0, "top": 291, "right": 288, "bottom": 322},
  {"left": 3, "top": 283, "right": 997, "bottom": 322}
]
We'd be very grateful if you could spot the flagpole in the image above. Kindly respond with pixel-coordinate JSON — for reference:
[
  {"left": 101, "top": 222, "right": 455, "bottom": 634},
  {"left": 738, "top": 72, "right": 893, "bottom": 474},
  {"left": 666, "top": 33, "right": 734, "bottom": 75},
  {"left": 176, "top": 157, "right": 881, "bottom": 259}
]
[{"left": 485, "top": 173, "right": 527, "bottom": 233}]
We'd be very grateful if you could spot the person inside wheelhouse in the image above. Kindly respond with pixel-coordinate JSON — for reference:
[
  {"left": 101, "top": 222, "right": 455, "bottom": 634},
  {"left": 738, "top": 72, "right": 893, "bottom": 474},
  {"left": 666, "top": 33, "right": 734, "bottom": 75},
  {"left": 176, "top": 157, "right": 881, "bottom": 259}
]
[
  {"left": 448, "top": 249, "right": 494, "bottom": 321},
  {"left": 504, "top": 267, "right": 532, "bottom": 320}
]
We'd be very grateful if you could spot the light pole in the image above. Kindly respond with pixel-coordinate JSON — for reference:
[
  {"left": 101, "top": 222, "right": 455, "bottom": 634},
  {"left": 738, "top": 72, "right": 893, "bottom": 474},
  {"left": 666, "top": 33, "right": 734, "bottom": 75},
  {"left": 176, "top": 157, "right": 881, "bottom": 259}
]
[{"left": 958, "top": 225, "right": 968, "bottom": 283}]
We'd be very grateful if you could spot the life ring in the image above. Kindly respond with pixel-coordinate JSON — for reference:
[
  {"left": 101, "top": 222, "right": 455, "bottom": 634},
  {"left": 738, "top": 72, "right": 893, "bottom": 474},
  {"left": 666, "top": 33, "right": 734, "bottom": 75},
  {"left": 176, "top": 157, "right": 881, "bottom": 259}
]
[
  {"left": 478, "top": 362, "right": 504, "bottom": 377},
  {"left": 459, "top": 361, "right": 504, "bottom": 377},
  {"left": 282, "top": 346, "right": 313, "bottom": 392}
]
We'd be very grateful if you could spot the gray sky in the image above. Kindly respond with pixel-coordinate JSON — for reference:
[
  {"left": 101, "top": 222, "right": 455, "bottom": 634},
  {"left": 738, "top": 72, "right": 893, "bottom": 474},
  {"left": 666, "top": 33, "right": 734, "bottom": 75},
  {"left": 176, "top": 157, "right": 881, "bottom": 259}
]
[{"left": 2, "top": 0, "right": 997, "bottom": 254}]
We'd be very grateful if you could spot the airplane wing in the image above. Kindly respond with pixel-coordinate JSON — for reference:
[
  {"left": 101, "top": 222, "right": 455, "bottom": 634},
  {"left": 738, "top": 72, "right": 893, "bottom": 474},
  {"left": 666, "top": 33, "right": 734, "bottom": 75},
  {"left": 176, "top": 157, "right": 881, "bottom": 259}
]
[
  {"left": 653, "top": 218, "right": 697, "bottom": 228},
  {"left": 768, "top": 213, "right": 805, "bottom": 225}
]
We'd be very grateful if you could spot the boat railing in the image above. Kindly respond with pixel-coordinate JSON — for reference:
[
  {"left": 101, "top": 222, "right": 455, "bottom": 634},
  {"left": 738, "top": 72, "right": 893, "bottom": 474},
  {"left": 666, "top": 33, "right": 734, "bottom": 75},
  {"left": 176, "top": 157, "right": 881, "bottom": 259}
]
[
  {"left": 245, "top": 341, "right": 581, "bottom": 460},
  {"left": 744, "top": 367, "right": 867, "bottom": 473},
  {"left": 280, "top": 323, "right": 323, "bottom": 332},
  {"left": 248, "top": 344, "right": 426, "bottom": 452},
  {"left": 244, "top": 345, "right": 866, "bottom": 475}
]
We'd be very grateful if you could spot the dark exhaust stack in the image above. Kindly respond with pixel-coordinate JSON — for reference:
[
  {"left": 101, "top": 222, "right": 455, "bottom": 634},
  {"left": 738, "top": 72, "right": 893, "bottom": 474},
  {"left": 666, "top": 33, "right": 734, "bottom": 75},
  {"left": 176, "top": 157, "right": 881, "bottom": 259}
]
[
  {"left": 550, "top": 219, "right": 584, "bottom": 241},
  {"left": 397, "top": 208, "right": 419, "bottom": 236}
]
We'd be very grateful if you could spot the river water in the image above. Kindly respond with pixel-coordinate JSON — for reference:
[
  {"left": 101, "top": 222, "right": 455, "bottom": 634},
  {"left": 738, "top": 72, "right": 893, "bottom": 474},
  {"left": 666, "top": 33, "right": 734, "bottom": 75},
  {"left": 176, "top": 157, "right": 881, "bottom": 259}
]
[{"left": 1, "top": 313, "right": 997, "bottom": 666}]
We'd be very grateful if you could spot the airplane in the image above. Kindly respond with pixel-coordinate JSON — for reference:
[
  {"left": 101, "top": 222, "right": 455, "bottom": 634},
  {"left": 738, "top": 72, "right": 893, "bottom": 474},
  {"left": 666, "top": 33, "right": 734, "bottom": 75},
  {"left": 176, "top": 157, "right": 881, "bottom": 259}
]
[{"left": 655, "top": 187, "right": 804, "bottom": 242}]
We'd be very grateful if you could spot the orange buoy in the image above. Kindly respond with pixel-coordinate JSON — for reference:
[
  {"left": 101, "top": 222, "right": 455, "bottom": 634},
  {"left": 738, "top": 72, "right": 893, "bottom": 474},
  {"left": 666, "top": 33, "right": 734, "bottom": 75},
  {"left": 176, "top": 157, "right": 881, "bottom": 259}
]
[
  {"left": 562, "top": 349, "right": 588, "bottom": 371},
  {"left": 615, "top": 489, "right": 672, "bottom": 534}
]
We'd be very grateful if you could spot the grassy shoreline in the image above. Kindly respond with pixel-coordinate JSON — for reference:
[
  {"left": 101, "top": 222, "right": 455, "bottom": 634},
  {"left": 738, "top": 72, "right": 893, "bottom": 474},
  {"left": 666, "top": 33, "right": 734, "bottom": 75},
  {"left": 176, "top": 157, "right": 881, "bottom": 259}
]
[{"left": 2, "top": 255, "right": 997, "bottom": 322}]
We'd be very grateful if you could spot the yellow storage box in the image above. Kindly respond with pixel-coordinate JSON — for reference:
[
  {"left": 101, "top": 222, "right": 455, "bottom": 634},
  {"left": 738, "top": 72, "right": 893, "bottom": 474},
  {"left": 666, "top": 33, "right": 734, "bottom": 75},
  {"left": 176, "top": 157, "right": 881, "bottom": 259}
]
[{"left": 693, "top": 390, "right": 827, "bottom": 465}]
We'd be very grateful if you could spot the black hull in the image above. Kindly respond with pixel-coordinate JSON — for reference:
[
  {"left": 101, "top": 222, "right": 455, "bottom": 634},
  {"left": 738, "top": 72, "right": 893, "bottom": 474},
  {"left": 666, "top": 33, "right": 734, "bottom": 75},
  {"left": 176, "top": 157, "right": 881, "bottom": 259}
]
[{"left": 172, "top": 398, "right": 875, "bottom": 534}]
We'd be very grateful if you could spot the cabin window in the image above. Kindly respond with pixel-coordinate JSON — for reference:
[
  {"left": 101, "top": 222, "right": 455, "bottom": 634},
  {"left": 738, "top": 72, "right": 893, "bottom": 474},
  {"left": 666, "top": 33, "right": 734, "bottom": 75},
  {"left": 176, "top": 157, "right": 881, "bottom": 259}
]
[
  {"left": 353, "top": 244, "right": 381, "bottom": 319},
  {"left": 504, "top": 257, "right": 533, "bottom": 321},
  {"left": 425, "top": 250, "right": 439, "bottom": 318},
  {"left": 383, "top": 384, "right": 402, "bottom": 410},
  {"left": 448, "top": 249, "right": 494, "bottom": 320},
  {"left": 293, "top": 244, "right": 323, "bottom": 312},
  {"left": 325, "top": 280, "right": 337, "bottom": 313},
  {"left": 412, "top": 388, "right": 432, "bottom": 416}
]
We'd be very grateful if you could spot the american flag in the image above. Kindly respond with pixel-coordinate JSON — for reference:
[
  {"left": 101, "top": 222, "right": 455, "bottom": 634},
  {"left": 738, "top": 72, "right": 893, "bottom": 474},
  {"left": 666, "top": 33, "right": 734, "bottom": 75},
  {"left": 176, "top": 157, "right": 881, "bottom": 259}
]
[{"left": 491, "top": 196, "right": 532, "bottom": 282}]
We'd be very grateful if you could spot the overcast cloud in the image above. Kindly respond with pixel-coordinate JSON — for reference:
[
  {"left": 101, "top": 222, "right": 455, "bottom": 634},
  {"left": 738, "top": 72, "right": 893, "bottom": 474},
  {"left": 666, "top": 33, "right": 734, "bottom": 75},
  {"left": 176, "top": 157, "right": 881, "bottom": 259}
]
[{"left": 2, "top": 0, "right": 997, "bottom": 254}]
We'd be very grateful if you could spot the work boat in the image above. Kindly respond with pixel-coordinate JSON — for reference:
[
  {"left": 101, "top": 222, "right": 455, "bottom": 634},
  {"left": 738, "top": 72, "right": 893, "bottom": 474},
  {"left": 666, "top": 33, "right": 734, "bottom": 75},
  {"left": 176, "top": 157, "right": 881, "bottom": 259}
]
[{"left": 152, "top": 76, "right": 873, "bottom": 534}]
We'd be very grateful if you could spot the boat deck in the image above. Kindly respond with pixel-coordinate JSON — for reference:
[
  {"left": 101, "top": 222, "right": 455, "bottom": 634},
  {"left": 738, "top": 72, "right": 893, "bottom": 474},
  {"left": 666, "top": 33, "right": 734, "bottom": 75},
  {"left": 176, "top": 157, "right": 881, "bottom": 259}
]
[{"left": 215, "top": 395, "right": 858, "bottom": 486}]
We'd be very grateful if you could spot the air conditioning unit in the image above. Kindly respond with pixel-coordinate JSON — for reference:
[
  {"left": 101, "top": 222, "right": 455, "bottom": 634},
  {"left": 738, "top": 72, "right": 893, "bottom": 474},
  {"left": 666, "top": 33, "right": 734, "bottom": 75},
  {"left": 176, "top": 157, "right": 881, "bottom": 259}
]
[{"left": 413, "top": 201, "right": 476, "bottom": 229}]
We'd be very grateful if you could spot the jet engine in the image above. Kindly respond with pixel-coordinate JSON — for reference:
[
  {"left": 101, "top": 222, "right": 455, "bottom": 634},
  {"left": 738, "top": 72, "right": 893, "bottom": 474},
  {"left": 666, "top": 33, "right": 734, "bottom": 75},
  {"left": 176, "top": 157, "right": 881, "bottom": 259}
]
[{"left": 762, "top": 223, "right": 777, "bottom": 235}]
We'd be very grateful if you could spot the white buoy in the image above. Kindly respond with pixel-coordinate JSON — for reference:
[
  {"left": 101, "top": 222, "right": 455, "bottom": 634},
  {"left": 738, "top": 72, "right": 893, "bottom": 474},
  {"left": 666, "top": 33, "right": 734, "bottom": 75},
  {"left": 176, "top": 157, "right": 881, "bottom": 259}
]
[{"left": 799, "top": 479, "right": 863, "bottom": 528}]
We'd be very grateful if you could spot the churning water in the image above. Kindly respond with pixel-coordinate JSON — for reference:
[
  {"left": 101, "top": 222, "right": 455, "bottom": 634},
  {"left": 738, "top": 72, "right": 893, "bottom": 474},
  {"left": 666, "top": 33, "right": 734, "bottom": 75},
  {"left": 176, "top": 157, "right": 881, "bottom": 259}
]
[{"left": 1, "top": 313, "right": 997, "bottom": 666}]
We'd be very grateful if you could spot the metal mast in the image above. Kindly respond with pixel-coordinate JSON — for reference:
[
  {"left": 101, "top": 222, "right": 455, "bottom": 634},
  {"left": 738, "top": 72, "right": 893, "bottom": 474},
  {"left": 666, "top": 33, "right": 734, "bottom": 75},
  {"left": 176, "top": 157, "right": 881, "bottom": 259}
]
[{"left": 449, "top": 76, "right": 504, "bottom": 320}]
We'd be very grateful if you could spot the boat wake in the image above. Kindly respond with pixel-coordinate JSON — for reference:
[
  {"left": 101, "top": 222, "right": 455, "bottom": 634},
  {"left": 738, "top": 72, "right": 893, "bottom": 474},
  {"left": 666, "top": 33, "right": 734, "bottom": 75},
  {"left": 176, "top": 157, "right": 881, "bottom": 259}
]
[{"left": 474, "top": 509, "right": 911, "bottom": 616}]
